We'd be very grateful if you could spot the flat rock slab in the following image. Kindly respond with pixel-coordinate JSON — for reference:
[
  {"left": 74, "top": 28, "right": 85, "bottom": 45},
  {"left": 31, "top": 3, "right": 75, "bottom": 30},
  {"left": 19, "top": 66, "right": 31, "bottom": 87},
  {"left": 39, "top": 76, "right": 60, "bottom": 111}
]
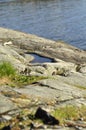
[
  {"left": 14, "top": 72, "right": 86, "bottom": 106},
  {"left": 0, "top": 94, "right": 17, "bottom": 114}
]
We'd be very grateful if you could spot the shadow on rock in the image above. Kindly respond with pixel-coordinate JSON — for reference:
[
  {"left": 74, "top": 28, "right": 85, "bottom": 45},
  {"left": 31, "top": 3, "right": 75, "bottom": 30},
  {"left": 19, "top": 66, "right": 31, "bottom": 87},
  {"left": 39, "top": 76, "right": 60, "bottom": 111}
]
[
  {"left": 2, "top": 125, "right": 11, "bottom": 130},
  {"left": 35, "top": 107, "right": 59, "bottom": 125}
]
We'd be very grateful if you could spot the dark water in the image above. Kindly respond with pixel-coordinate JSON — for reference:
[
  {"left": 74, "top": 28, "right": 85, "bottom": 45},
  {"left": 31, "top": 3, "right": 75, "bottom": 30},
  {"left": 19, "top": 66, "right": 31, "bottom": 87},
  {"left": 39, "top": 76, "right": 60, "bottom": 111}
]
[
  {"left": 0, "top": 0, "right": 86, "bottom": 49},
  {"left": 29, "top": 53, "right": 53, "bottom": 63}
]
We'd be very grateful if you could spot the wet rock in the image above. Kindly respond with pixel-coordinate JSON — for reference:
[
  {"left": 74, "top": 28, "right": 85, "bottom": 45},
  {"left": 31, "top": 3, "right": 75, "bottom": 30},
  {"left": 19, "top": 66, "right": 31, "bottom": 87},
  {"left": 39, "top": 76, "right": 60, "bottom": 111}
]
[{"left": 35, "top": 107, "right": 59, "bottom": 125}]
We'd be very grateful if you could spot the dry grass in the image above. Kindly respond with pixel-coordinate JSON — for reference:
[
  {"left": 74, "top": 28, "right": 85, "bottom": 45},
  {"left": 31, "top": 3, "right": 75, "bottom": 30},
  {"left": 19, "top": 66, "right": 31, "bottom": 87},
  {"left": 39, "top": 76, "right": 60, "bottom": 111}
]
[
  {"left": 52, "top": 105, "right": 86, "bottom": 125},
  {"left": 0, "top": 77, "right": 12, "bottom": 85}
]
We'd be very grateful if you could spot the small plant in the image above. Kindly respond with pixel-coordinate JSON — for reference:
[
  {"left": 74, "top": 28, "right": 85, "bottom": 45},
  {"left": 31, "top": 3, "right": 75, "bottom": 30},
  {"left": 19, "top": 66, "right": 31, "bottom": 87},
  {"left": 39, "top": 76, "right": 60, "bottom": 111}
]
[
  {"left": 14, "top": 75, "right": 46, "bottom": 87},
  {"left": 0, "top": 61, "right": 47, "bottom": 87},
  {"left": 0, "top": 61, "right": 16, "bottom": 78},
  {"left": 52, "top": 105, "right": 86, "bottom": 124}
]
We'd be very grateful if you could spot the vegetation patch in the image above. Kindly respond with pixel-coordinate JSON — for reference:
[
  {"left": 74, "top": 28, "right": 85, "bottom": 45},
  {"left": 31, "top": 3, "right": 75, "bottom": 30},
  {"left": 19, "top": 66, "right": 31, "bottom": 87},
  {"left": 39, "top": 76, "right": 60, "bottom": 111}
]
[
  {"left": 75, "top": 85, "right": 86, "bottom": 90},
  {"left": 0, "top": 62, "right": 46, "bottom": 87},
  {"left": 0, "top": 77, "right": 12, "bottom": 86},
  {"left": 52, "top": 105, "right": 86, "bottom": 125},
  {"left": 0, "top": 61, "right": 16, "bottom": 78},
  {"left": 13, "top": 75, "right": 46, "bottom": 87}
]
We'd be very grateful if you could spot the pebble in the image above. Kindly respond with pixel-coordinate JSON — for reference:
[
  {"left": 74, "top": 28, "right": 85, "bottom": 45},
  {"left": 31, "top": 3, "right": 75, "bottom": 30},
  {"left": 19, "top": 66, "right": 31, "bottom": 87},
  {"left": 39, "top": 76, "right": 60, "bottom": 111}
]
[{"left": 2, "top": 115, "right": 12, "bottom": 121}]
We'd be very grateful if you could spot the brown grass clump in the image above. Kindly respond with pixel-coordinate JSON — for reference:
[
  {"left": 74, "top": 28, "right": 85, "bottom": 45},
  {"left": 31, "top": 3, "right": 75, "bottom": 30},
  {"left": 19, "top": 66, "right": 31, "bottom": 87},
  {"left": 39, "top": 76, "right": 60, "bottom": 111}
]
[{"left": 0, "top": 77, "right": 12, "bottom": 85}]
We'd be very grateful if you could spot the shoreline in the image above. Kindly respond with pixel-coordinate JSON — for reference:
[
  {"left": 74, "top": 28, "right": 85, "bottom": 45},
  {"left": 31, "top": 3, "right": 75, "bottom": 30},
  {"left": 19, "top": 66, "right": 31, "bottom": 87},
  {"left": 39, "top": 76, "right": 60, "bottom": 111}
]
[{"left": 0, "top": 27, "right": 86, "bottom": 64}]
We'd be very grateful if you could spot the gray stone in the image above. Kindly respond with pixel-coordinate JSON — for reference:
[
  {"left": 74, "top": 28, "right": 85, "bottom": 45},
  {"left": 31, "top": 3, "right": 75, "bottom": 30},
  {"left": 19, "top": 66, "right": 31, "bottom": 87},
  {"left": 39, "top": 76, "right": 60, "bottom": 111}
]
[
  {"left": 14, "top": 71, "right": 86, "bottom": 107},
  {"left": 26, "top": 61, "right": 77, "bottom": 76},
  {"left": 0, "top": 44, "right": 27, "bottom": 72},
  {"left": 78, "top": 64, "right": 86, "bottom": 74},
  {"left": 2, "top": 115, "right": 12, "bottom": 121},
  {"left": 0, "top": 94, "right": 17, "bottom": 114}
]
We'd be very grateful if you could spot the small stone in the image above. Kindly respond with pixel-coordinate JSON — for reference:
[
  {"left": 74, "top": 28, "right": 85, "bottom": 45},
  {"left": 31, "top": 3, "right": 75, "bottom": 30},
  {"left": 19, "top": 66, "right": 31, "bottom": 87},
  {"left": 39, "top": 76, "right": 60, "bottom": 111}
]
[
  {"left": 2, "top": 115, "right": 12, "bottom": 121},
  {"left": 19, "top": 122, "right": 25, "bottom": 129},
  {"left": 35, "top": 107, "right": 59, "bottom": 125}
]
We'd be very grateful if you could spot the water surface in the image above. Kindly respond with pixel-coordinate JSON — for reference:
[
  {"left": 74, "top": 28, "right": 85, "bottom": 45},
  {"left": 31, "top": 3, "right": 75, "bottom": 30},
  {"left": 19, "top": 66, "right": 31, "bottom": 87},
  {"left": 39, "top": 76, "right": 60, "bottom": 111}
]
[
  {"left": 0, "top": 0, "right": 86, "bottom": 49},
  {"left": 28, "top": 53, "right": 53, "bottom": 63}
]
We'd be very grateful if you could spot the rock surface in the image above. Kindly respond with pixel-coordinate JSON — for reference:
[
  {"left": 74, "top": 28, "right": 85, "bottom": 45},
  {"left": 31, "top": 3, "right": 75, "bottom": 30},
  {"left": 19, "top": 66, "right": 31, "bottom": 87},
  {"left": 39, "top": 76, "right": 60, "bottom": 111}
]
[
  {"left": 0, "top": 93, "right": 17, "bottom": 114},
  {"left": 0, "top": 27, "right": 86, "bottom": 130},
  {"left": 0, "top": 44, "right": 27, "bottom": 72},
  {"left": 0, "top": 27, "right": 86, "bottom": 64}
]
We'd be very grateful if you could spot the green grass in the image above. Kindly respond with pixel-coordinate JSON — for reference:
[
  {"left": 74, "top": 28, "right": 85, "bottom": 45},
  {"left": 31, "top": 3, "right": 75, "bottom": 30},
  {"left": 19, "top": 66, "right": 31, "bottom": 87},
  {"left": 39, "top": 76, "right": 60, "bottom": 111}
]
[
  {"left": 0, "top": 61, "right": 16, "bottom": 78},
  {"left": 13, "top": 75, "right": 46, "bottom": 87},
  {"left": 52, "top": 105, "right": 86, "bottom": 125},
  {"left": 0, "top": 61, "right": 46, "bottom": 87}
]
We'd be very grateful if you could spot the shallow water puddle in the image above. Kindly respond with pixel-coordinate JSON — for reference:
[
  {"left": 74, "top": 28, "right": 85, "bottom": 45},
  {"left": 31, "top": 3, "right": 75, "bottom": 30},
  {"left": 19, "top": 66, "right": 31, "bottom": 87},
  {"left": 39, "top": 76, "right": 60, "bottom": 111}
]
[{"left": 28, "top": 53, "right": 53, "bottom": 63}]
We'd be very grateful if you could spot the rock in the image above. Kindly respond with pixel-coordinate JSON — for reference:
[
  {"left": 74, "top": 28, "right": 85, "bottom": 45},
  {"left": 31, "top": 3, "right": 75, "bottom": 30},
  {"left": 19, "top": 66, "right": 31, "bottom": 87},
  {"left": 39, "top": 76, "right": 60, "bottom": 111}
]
[
  {"left": 24, "top": 53, "right": 34, "bottom": 63},
  {"left": 2, "top": 125, "right": 11, "bottom": 130},
  {"left": 26, "top": 61, "right": 77, "bottom": 76},
  {"left": 43, "top": 61, "right": 76, "bottom": 76},
  {"left": 0, "top": 44, "right": 27, "bottom": 72},
  {"left": 35, "top": 107, "right": 59, "bottom": 125},
  {"left": 2, "top": 115, "right": 12, "bottom": 121},
  {"left": 66, "top": 120, "right": 86, "bottom": 129},
  {"left": 76, "top": 64, "right": 86, "bottom": 74},
  {"left": 27, "top": 64, "right": 47, "bottom": 76},
  {"left": 0, "top": 27, "right": 86, "bottom": 130},
  {"left": 4, "top": 41, "right": 13, "bottom": 46},
  {"left": 0, "top": 94, "right": 17, "bottom": 114},
  {"left": 14, "top": 71, "right": 86, "bottom": 107},
  {"left": 29, "top": 123, "right": 45, "bottom": 130}
]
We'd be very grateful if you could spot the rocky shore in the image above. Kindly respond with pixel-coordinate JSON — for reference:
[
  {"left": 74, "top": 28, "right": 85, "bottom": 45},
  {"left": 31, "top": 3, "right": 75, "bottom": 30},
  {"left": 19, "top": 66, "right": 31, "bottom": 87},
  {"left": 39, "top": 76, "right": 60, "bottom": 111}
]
[{"left": 0, "top": 27, "right": 86, "bottom": 130}]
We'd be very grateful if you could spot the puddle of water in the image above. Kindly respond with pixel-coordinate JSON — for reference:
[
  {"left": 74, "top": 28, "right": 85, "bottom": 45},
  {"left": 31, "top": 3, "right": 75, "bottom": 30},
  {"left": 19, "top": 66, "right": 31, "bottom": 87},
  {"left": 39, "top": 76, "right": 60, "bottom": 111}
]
[{"left": 27, "top": 53, "right": 53, "bottom": 63}]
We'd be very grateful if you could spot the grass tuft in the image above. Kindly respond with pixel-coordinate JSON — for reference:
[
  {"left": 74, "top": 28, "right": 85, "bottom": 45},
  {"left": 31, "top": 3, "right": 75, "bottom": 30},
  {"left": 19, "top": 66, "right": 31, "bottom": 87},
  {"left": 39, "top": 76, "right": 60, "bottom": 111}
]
[
  {"left": 13, "top": 75, "right": 46, "bottom": 87},
  {"left": 0, "top": 61, "right": 16, "bottom": 78},
  {"left": 0, "top": 61, "right": 46, "bottom": 87},
  {"left": 52, "top": 105, "right": 86, "bottom": 125}
]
